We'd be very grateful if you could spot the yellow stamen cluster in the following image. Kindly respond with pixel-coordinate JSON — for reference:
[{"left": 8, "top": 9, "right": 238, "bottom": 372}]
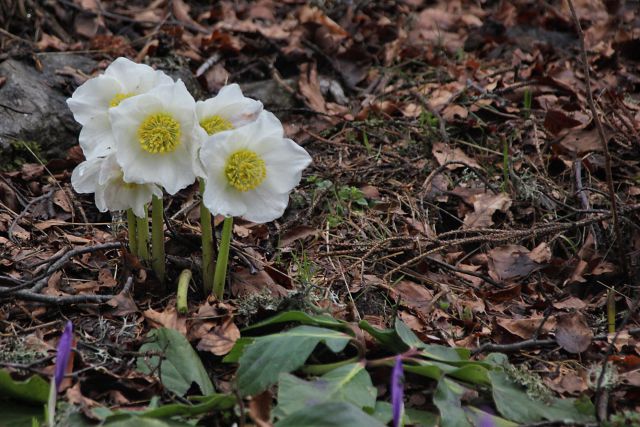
[
  {"left": 109, "top": 92, "right": 134, "bottom": 108},
  {"left": 137, "top": 113, "right": 181, "bottom": 154},
  {"left": 224, "top": 150, "right": 266, "bottom": 192},
  {"left": 200, "top": 115, "right": 234, "bottom": 135}
]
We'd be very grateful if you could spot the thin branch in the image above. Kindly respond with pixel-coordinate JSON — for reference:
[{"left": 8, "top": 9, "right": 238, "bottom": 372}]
[{"left": 566, "top": 0, "right": 627, "bottom": 277}]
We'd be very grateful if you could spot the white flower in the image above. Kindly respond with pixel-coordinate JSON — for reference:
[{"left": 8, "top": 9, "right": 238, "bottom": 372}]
[
  {"left": 109, "top": 80, "right": 198, "bottom": 195},
  {"left": 193, "top": 83, "right": 263, "bottom": 178},
  {"left": 200, "top": 111, "right": 312, "bottom": 223},
  {"left": 67, "top": 57, "right": 174, "bottom": 159},
  {"left": 71, "top": 154, "right": 162, "bottom": 218}
]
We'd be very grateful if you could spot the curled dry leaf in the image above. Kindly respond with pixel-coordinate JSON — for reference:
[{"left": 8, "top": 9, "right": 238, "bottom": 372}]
[
  {"left": 555, "top": 312, "right": 593, "bottom": 354},
  {"left": 463, "top": 193, "right": 512, "bottom": 229},
  {"left": 197, "top": 317, "right": 241, "bottom": 356}
]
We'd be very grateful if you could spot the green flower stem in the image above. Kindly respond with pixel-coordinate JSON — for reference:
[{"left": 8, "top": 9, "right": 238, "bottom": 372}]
[
  {"left": 126, "top": 209, "right": 138, "bottom": 256},
  {"left": 151, "top": 195, "right": 166, "bottom": 287},
  {"left": 199, "top": 179, "right": 214, "bottom": 294},
  {"left": 176, "top": 269, "right": 192, "bottom": 314},
  {"left": 213, "top": 216, "right": 233, "bottom": 299},
  {"left": 136, "top": 209, "right": 150, "bottom": 262}
]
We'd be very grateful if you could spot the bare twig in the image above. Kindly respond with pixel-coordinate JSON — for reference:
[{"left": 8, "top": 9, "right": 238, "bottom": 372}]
[
  {"left": 8, "top": 190, "right": 54, "bottom": 242},
  {"left": 566, "top": 0, "right": 627, "bottom": 277}
]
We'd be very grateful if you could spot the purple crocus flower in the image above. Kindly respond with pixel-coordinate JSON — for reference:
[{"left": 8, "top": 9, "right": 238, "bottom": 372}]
[
  {"left": 391, "top": 355, "right": 404, "bottom": 427},
  {"left": 53, "top": 321, "right": 73, "bottom": 392}
]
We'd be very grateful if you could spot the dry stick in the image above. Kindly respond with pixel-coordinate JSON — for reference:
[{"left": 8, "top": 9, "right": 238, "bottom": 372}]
[
  {"left": 566, "top": 0, "right": 627, "bottom": 277},
  {"left": 472, "top": 327, "right": 640, "bottom": 355},
  {"left": 0, "top": 242, "right": 123, "bottom": 296},
  {"left": 9, "top": 276, "right": 133, "bottom": 305},
  {"left": 594, "top": 292, "right": 640, "bottom": 421},
  {"left": 7, "top": 190, "right": 54, "bottom": 242}
]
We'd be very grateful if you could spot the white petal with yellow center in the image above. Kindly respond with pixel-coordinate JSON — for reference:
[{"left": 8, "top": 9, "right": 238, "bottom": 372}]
[
  {"left": 200, "top": 111, "right": 311, "bottom": 223},
  {"left": 67, "top": 57, "right": 173, "bottom": 159},
  {"left": 109, "top": 80, "right": 197, "bottom": 195}
]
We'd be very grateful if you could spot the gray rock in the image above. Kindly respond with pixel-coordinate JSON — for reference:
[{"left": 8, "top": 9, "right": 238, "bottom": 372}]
[
  {"left": 0, "top": 53, "right": 98, "bottom": 160},
  {"left": 242, "top": 78, "right": 298, "bottom": 111}
]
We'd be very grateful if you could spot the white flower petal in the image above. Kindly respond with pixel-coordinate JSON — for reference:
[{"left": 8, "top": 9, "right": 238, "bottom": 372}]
[
  {"left": 197, "top": 110, "right": 311, "bottom": 223},
  {"left": 261, "top": 138, "right": 312, "bottom": 194},
  {"left": 67, "top": 75, "right": 122, "bottom": 125},
  {"left": 109, "top": 80, "right": 197, "bottom": 194},
  {"left": 241, "top": 187, "right": 289, "bottom": 223},
  {"left": 71, "top": 157, "right": 103, "bottom": 194},
  {"left": 202, "top": 172, "right": 247, "bottom": 218},
  {"left": 196, "top": 83, "right": 263, "bottom": 128},
  {"left": 104, "top": 57, "right": 173, "bottom": 94},
  {"left": 78, "top": 115, "right": 114, "bottom": 159}
]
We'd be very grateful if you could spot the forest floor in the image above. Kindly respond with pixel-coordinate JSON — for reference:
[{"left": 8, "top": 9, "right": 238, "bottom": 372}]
[{"left": 0, "top": 1, "right": 639, "bottom": 426}]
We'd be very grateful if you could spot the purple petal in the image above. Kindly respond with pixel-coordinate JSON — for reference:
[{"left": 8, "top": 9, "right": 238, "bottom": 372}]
[
  {"left": 54, "top": 321, "right": 73, "bottom": 391},
  {"left": 391, "top": 355, "right": 404, "bottom": 427}
]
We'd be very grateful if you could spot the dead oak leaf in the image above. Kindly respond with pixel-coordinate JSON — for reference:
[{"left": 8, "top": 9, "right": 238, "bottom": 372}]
[
  {"left": 143, "top": 307, "right": 187, "bottom": 336},
  {"left": 487, "top": 244, "right": 544, "bottom": 281},
  {"left": 555, "top": 313, "right": 593, "bottom": 354},
  {"left": 463, "top": 193, "right": 512, "bottom": 229},
  {"left": 197, "top": 317, "right": 240, "bottom": 356}
]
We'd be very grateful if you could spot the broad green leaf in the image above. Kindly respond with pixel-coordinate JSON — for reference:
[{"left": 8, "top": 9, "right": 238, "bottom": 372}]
[
  {"left": 403, "top": 363, "right": 443, "bottom": 380},
  {"left": 434, "top": 377, "right": 472, "bottom": 427},
  {"left": 0, "top": 370, "right": 49, "bottom": 404},
  {"left": 136, "top": 328, "right": 214, "bottom": 396},
  {"left": 0, "top": 400, "right": 44, "bottom": 427},
  {"left": 448, "top": 364, "right": 491, "bottom": 385},
  {"left": 237, "top": 326, "right": 352, "bottom": 396},
  {"left": 489, "top": 370, "right": 546, "bottom": 423},
  {"left": 275, "top": 362, "right": 375, "bottom": 417},
  {"left": 541, "top": 396, "right": 595, "bottom": 423},
  {"left": 101, "top": 394, "right": 235, "bottom": 421},
  {"left": 222, "top": 337, "right": 254, "bottom": 363},
  {"left": 242, "top": 311, "right": 348, "bottom": 332},
  {"left": 372, "top": 401, "right": 438, "bottom": 427},
  {"left": 466, "top": 407, "right": 518, "bottom": 427},
  {"left": 275, "top": 402, "right": 385, "bottom": 427},
  {"left": 103, "top": 416, "right": 193, "bottom": 427},
  {"left": 358, "top": 320, "right": 409, "bottom": 352}
]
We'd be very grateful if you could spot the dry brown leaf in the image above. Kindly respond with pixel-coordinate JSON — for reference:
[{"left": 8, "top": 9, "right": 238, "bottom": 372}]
[
  {"left": 432, "top": 141, "right": 480, "bottom": 170},
  {"left": 143, "top": 306, "right": 187, "bottom": 336},
  {"left": 278, "top": 226, "right": 319, "bottom": 248},
  {"left": 172, "top": 0, "right": 208, "bottom": 33},
  {"left": 463, "top": 193, "right": 512, "bottom": 229},
  {"left": 487, "top": 244, "right": 543, "bottom": 281},
  {"left": 231, "top": 268, "right": 288, "bottom": 298},
  {"left": 299, "top": 62, "right": 327, "bottom": 114},
  {"left": 197, "top": 317, "right": 241, "bottom": 356},
  {"left": 497, "top": 316, "right": 557, "bottom": 340},
  {"left": 555, "top": 313, "right": 593, "bottom": 354},
  {"left": 248, "top": 390, "right": 274, "bottom": 427},
  {"left": 392, "top": 280, "right": 434, "bottom": 315}
]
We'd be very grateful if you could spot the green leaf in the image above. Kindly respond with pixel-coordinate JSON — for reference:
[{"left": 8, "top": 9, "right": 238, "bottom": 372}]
[
  {"left": 103, "top": 416, "right": 194, "bottom": 427},
  {"left": 0, "top": 370, "right": 49, "bottom": 404},
  {"left": 0, "top": 400, "right": 44, "bottom": 427},
  {"left": 222, "top": 337, "right": 254, "bottom": 363},
  {"left": 488, "top": 361, "right": 595, "bottom": 424},
  {"left": 275, "top": 402, "right": 386, "bottom": 427},
  {"left": 358, "top": 320, "right": 409, "bottom": 352},
  {"left": 433, "top": 377, "right": 472, "bottom": 427},
  {"left": 403, "top": 362, "right": 443, "bottom": 380},
  {"left": 372, "top": 401, "right": 438, "bottom": 427},
  {"left": 275, "top": 362, "right": 376, "bottom": 418},
  {"left": 466, "top": 407, "right": 519, "bottom": 427},
  {"left": 242, "top": 311, "right": 348, "bottom": 332},
  {"left": 136, "top": 328, "right": 214, "bottom": 396},
  {"left": 448, "top": 364, "right": 491, "bottom": 385},
  {"left": 489, "top": 370, "right": 545, "bottom": 423},
  {"left": 236, "top": 326, "right": 352, "bottom": 396}
]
